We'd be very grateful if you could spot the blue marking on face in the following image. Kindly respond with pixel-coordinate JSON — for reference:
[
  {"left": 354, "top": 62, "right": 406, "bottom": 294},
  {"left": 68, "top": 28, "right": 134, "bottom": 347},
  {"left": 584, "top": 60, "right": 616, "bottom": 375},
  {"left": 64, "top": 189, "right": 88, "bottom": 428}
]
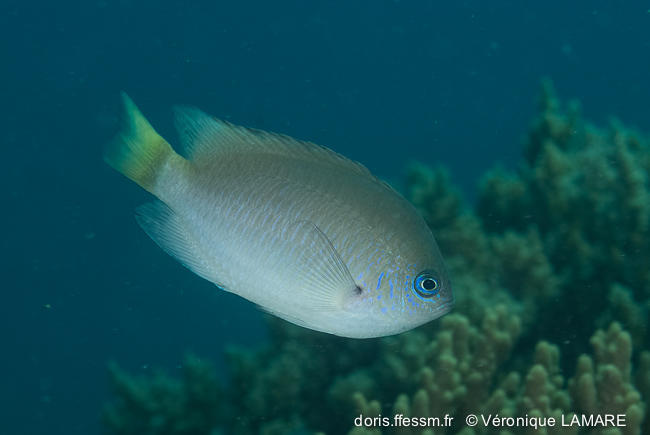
[
  {"left": 376, "top": 272, "right": 384, "bottom": 290},
  {"left": 381, "top": 307, "right": 387, "bottom": 313}
]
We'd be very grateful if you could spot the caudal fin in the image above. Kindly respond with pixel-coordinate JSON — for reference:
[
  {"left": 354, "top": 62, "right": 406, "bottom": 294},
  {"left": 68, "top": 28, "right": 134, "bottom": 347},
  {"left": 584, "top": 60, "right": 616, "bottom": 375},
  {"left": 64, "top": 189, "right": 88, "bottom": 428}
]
[{"left": 104, "top": 93, "right": 177, "bottom": 194}]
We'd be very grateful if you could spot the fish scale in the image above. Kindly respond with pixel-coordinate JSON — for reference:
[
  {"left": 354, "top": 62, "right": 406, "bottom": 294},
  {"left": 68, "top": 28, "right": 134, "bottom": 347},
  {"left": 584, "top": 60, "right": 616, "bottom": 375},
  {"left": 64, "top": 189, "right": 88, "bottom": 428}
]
[{"left": 104, "top": 93, "right": 454, "bottom": 338}]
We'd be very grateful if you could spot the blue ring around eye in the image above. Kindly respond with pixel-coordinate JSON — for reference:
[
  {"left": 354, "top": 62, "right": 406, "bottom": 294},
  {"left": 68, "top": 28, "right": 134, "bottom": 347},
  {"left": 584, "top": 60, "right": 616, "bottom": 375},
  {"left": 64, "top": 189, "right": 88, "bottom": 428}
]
[{"left": 414, "top": 271, "right": 440, "bottom": 298}]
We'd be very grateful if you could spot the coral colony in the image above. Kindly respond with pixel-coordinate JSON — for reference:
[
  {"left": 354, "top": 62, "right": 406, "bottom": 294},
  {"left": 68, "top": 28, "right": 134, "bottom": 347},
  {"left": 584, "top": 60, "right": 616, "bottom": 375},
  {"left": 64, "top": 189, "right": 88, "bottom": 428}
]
[{"left": 104, "top": 81, "right": 649, "bottom": 434}]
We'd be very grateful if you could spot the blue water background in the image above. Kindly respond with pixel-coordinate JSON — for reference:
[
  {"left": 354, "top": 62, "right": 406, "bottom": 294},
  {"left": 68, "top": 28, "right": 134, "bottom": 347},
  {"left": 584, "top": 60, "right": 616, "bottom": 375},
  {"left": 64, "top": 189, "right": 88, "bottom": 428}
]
[{"left": 2, "top": 1, "right": 649, "bottom": 434}]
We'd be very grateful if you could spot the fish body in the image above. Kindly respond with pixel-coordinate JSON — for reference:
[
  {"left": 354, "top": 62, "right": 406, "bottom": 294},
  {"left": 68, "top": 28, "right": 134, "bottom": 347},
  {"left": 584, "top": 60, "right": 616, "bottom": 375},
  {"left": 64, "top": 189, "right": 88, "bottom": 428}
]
[{"left": 105, "top": 94, "right": 453, "bottom": 338}]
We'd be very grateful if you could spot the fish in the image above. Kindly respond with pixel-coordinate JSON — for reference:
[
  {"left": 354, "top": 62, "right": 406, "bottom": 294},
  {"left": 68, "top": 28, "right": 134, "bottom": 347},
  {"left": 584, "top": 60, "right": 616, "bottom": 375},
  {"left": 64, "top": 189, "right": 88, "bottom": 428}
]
[{"left": 104, "top": 93, "right": 453, "bottom": 338}]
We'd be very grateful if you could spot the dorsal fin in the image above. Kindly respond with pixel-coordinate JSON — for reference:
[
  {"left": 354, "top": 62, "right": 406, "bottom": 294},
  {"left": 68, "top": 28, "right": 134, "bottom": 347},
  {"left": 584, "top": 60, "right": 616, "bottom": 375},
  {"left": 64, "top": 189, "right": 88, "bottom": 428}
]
[{"left": 173, "top": 106, "right": 372, "bottom": 177}]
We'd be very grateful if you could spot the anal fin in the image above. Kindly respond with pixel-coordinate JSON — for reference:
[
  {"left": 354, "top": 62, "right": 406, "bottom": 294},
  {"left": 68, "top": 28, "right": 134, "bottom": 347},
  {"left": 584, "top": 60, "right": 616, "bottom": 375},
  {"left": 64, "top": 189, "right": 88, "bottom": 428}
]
[{"left": 135, "top": 201, "right": 217, "bottom": 285}]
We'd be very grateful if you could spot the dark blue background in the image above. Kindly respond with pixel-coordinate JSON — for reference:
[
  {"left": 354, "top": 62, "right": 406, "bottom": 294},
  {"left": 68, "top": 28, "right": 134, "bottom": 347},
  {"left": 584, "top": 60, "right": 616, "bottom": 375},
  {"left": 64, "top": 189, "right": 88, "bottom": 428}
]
[{"left": 2, "top": 1, "right": 649, "bottom": 433}]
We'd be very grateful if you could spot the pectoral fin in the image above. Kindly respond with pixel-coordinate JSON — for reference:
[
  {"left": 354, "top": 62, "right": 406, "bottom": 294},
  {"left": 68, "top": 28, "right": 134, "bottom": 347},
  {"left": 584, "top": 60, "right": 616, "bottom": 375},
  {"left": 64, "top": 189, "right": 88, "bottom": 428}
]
[{"left": 276, "top": 220, "right": 358, "bottom": 311}]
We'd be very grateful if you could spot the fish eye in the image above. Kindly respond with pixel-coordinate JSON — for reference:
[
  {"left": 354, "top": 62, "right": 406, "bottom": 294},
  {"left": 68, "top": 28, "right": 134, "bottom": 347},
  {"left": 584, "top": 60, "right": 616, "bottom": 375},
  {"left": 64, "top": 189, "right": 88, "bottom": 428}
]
[{"left": 414, "top": 271, "right": 440, "bottom": 298}]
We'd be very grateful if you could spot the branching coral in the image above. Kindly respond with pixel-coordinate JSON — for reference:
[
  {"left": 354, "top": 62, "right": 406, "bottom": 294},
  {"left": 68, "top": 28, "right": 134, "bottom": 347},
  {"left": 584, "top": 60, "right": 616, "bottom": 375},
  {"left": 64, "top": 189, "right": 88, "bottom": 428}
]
[
  {"left": 476, "top": 79, "right": 650, "bottom": 349},
  {"left": 103, "top": 82, "right": 649, "bottom": 435},
  {"left": 348, "top": 322, "right": 644, "bottom": 435},
  {"left": 382, "top": 305, "right": 521, "bottom": 420},
  {"left": 103, "top": 354, "right": 222, "bottom": 435},
  {"left": 569, "top": 323, "right": 645, "bottom": 434}
]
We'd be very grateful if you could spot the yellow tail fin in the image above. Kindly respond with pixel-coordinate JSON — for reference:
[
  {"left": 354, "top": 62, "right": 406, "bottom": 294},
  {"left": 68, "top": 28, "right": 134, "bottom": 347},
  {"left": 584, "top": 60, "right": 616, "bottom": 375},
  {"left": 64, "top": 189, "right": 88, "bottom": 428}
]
[{"left": 104, "top": 93, "right": 175, "bottom": 193}]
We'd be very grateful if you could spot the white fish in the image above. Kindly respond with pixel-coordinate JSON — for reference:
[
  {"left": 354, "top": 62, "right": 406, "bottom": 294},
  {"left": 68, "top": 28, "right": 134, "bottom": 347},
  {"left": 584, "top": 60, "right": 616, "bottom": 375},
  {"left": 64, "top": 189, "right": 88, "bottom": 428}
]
[{"left": 104, "top": 94, "right": 453, "bottom": 338}]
